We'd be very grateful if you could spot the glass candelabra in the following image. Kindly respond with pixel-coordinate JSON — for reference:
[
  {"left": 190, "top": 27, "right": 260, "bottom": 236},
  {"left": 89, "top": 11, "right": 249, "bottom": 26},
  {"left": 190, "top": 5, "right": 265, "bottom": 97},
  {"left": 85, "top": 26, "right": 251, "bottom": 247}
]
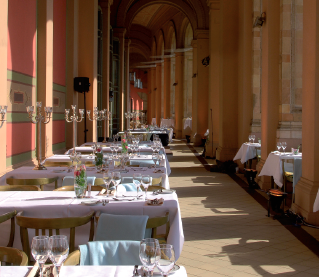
[
  {"left": 125, "top": 111, "right": 145, "bottom": 129},
  {"left": 0, "top": 105, "right": 8, "bottom": 128},
  {"left": 26, "top": 102, "right": 52, "bottom": 170},
  {"left": 87, "top": 107, "right": 105, "bottom": 142},
  {"left": 65, "top": 105, "right": 84, "bottom": 153}
]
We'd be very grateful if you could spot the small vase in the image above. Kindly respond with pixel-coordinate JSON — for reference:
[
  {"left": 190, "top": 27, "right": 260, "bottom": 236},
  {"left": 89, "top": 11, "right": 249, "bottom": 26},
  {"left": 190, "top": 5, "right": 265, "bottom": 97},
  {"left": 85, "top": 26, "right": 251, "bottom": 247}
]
[{"left": 74, "top": 164, "right": 87, "bottom": 198}]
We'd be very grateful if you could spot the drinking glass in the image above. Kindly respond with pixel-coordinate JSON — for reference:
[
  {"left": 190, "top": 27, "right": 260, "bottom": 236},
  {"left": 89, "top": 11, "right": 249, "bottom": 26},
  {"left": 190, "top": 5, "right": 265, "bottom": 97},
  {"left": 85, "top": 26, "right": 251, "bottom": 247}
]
[
  {"left": 49, "top": 235, "right": 69, "bottom": 277},
  {"left": 141, "top": 175, "right": 151, "bottom": 200},
  {"left": 152, "top": 153, "right": 158, "bottom": 168},
  {"left": 156, "top": 244, "right": 176, "bottom": 277},
  {"left": 112, "top": 171, "right": 121, "bottom": 197},
  {"left": 139, "top": 240, "right": 160, "bottom": 276},
  {"left": 103, "top": 172, "right": 112, "bottom": 196},
  {"left": 133, "top": 173, "right": 142, "bottom": 198},
  {"left": 31, "top": 236, "right": 50, "bottom": 277},
  {"left": 110, "top": 143, "right": 115, "bottom": 157},
  {"left": 248, "top": 135, "right": 252, "bottom": 143},
  {"left": 282, "top": 142, "right": 287, "bottom": 154},
  {"left": 92, "top": 144, "right": 96, "bottom": 156},
  {"left": 277, "top": 142, "right": 282, "bottom": 154},
  {"left": 69, "top": 152, "right": 76, "bottom": 169},
  {"left": 251, "top": 135, "right": 255, "bottom": 143}
]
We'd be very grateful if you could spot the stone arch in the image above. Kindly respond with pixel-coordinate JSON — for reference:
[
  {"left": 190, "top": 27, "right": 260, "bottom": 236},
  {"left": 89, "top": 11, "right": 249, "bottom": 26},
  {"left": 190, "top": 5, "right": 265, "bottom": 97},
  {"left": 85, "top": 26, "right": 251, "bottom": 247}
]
[
  {"left": 166, "top": 20, "right": 177, "bottom": 51},
  {"left": 176, "top": 17, "right": 192, "bottom": 49},
  {"left": 152, "top": 37, "right": 157, "bottom": 57},
  {"left": 116, "top": 0, "right": 205, "bottom": 32},
  {"left": 129, "top": 39, "right": 151, "bottom": 61},
  {"left": 156, "top": 29, "right": 165, "bottom": 56}
]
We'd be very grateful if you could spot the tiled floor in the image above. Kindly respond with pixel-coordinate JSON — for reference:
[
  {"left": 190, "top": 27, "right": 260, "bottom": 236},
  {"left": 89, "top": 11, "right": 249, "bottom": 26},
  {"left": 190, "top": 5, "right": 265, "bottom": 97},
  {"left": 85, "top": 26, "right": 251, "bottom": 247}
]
[{"left": 169, "top": 140, "right": 319, "bottom": 277}]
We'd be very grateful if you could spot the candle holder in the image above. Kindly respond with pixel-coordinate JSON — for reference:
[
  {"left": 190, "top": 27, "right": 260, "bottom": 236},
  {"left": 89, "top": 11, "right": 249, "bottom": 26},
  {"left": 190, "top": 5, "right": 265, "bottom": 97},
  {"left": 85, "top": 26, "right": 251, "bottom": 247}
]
[
  {"left": 26, "top": 102, "right": 52, "bottom": 170},
  {"left": 65, "top": 105, "right": 84, "bottom": 153},
  {"left": 0, "top": 105, "right": 8, "bottom": 128},
  {"left": 87, "top": 107, "right": 105, "bottom": 142},
  {"left": 102, "top": 109, "right": 112, "bottom": 143}
]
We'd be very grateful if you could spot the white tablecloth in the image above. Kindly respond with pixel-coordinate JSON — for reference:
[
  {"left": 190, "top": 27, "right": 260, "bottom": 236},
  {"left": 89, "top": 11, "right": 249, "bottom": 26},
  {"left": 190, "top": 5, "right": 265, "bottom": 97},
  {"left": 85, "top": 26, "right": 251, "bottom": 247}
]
[
  {"left": 2, "top": 165, "right": 169, "bottom": 189},
  {"left": 0, "top": 191, "right": 184, "bottom": 260},
  {"left": 233, "top": 143, "right": 261, "bottom": 164},
  {"left": 183, "top": 118, "right": 192, "bottom": 130},
  {"left": 313, "top": 189, "right": 319, "bottom": 212},
  {"left": 161, "top": 118, "right": 175, "bottom": 128},
  {"left": 0, "top": 265, "right": 188, "bottom": 277},
  {"left": 259, "top": 152, "right": 302, "bottom": 188},
  {"left": 151, "top": 118, "right": 157, "bottom": 125}
]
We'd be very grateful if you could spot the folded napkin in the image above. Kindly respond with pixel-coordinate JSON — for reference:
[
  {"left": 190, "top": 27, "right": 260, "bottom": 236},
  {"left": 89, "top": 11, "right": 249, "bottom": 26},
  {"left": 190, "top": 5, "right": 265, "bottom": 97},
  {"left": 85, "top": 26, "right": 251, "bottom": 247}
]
[
  {"left": 95, "top": 213, "right": 149, "bottom": 241},
  {"left": 79, "top": 240, "right": 142, "bottom": 266}
]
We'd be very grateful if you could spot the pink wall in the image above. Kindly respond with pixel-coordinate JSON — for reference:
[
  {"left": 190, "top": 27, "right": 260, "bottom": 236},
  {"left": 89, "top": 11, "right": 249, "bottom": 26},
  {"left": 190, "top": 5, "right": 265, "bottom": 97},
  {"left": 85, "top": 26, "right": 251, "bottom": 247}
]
[
  {"left": 53, "top": 0, "right": 66, "bottom": 86},
  {"left": 7, "top": 0, "right": 36, "bottom": 77},
  {"left": 53, "top": 120, "right": 65, "bottom": 145},
  {"left": 130, "top": 69, "right": 148, "bottom": 112},
  {"left": 6, "top": 122, "right": 35, "bottom": 157}
]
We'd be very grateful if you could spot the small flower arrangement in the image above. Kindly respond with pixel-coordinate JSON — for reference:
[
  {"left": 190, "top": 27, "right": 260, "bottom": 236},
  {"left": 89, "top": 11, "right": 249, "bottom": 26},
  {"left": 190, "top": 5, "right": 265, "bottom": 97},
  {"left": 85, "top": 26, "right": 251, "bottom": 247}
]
[
  {"left": 145, "top": 125, "right": 150, "bottom": 131},
  {"left": 95, "top": 145, "right": 104, "bottom": 166},
  {"left": 74, "top": 163, "right": 87, "bottom": 188},
  {"left": 121, "top": 136, "right": 129, "bottom": 154}
]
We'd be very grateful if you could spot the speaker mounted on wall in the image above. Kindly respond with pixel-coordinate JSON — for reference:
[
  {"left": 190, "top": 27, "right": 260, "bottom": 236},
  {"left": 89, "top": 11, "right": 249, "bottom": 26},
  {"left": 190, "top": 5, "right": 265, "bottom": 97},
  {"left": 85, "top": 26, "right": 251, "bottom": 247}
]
[{"left": 74, "top": 77, "right": 90, "bottom": 93}]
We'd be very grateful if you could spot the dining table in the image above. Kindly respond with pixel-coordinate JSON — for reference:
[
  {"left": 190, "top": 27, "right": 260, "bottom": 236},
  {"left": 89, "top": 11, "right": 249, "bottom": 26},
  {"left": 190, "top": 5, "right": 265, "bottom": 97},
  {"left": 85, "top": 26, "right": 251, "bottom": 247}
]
[
  {"left": 161, "top": 118, "right": 175, "bottom": 128},
  {"left": 182, "top": 118, "right": 192, "bottom": 137},
  {"left": 0, "top": 265, "right": 188, "bottom": 277},
  {"left": 258, "top": 151, "right": 302, "bottom": 189},
  {"left": 233, "top": 142, "right": 261, "bottom": 164},
  {"left": 118, "top": 129, "right": 173, "bottom": 146},
  {"left": 0, "top": 190, "right": 184, "bottom": 260}
]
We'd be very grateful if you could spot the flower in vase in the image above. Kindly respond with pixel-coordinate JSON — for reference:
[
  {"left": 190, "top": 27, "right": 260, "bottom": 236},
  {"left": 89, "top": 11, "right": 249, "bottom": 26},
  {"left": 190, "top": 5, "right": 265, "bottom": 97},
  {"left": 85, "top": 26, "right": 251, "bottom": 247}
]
[{"left": 74, "top": 163, "right": 87, "bottom": 188}]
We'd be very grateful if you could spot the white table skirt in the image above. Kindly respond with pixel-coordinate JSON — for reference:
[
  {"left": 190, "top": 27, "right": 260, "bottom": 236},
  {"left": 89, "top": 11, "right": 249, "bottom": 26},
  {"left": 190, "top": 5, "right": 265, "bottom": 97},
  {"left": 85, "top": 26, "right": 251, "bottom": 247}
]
[
  {"left": 0, "top": 191, "right": 184, "bottom": 260},
  {"left": 161, "top": 118, "right": 175, "bottom": 128},
  {"left": 151, "top": 118, "right": 157, "bottom": 125},
  {"left": 259, "top": 152, "right": 302, "bottom": 188},
  {"left": 0, "top": 265, "right": 188, "bottom": 277},
  {"left": 183, "top": 118, "right": 192, "bottom": 130},
  {"left": 2, "top": 166, "right": 169, "bottom": 190},
  {"left": 313, "top": 189, "right": 319, "bottom": 212},
  {"left": 233, "top": 143, "right": 261, "bottom": 164}
]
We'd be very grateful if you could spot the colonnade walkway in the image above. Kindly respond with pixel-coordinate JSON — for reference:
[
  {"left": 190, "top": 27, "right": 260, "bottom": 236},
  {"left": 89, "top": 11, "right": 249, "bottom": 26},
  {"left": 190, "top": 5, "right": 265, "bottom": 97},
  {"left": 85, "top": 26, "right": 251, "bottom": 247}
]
[{"left": 168, "top": 140, "right": 319, "bottom": 277}]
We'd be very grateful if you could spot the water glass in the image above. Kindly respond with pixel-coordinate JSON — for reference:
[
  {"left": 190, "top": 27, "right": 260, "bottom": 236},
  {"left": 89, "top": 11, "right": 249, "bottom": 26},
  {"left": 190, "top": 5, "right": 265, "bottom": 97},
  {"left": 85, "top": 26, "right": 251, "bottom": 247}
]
[
  {"left": 112, "top": 171, "right": 121, "bottom": 197},
  {"left": 156, "top": 244, "right": 176, "bottom": 277},
  {"left": 103, "top": 172, "right": 112, "bottom": 196},
  {"left": 139, "top": 240, "right": 160, "bottom": 276},
  {"left": 282, "top": 142, "right": 287, "bottom": 154},
  {"left": 277, "top": 142, "right": 282, "bottom": 154},
  {"left": 31, "top": 236, "right": 50, "bottom": 277},
  {"left": 141, "top": 175, "right": 151, "bottom": 200},
  {"left": 49, "top": 235, "right": 69, "bottom": 276},
  {"left": 133, "top": 173, "right": 142, "bottom": 198}
]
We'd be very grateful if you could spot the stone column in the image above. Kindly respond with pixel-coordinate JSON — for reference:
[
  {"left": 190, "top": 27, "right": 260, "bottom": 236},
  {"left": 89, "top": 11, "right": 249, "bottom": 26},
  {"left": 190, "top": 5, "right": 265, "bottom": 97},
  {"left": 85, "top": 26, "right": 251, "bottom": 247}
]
[
  {"left": 37, "top": 0, "right": 54, "bottom": 158},
  {"left": 175, "top": 52, "right": 184, "bottom": 138},
  {"left": 256, "top": 0, "right": 280, "bottom": 189},
  {"left": 113, "top": 28, "right": 126, "bottom": 131},
  {"left": 163, "top": 58, "right": 171, "bottom": 118},
  {"left": 216, "top": 0, "right": 240, "bottom": 161},
  {"left": 292, "top": 0, "right": 319, "bottom": 225},
  {"left": 100, "top": 0, "right": 113, "bottom": 138},
  {"left": 191, "top": 40, "right": 198, "bottom": 141},
  {"left": 207, "top": 0, "right": 220, "bottom": 157},
  {"left": 146, "top": 69, "right": 152, "bottom": 124},
  {"left": 0, "top": 0, "right": 7, "bottom": 174},
  {"left": 193, "top": 30, "right": 209, "bottom": 146},
  {"left": 125, "top": 39, "right": 131, "bottom": 129},
  {"left": 151, "top": 67, "right": 156, "bottom": 122},
  {"left": 77, "top": 0, "right": 98, "bottom": 144},
  {"left": 156, "top": 63, "right": 162, "bottom": 126}
]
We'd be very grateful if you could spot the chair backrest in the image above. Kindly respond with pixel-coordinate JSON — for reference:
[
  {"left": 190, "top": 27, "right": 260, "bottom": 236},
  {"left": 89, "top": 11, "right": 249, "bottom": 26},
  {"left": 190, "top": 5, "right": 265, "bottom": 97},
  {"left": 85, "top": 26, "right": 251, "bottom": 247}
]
[
  {"left": 142, "top": 185, "right": 163, "bottom": 192},
  {"left": 146, "top": 211, "right": 170, "bottom": 242},
  {"left": 0, "top": 185, "right": 41, "bottom": 191},
  {"left": 63, "top": 249, "right": 80, "bottom": 266},
  {"left": 54, "top": 185, "right": 105, "bottom": 192},
  {"left": 6, "top": 177, "right": 58, "bottom": 191},
  {"left": 0, "top": 247, "right": 28, "bottom": 266},
  {"left": 0, "top": 211, "right": 17, "bottom": 247},
  {"left": 16, "top": 211, "right": 95, "bottom": 262},
  {"left": 43, "top": 161, "right": 72, "bottom": 167}
]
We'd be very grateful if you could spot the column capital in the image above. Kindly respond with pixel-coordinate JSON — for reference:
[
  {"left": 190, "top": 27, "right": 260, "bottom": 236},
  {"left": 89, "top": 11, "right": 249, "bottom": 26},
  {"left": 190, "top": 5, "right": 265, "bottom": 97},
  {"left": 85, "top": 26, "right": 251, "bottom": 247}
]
[
  {"left": 99, "top": 0, "right": 113, "bottom": 8},
  {"left": 164, "top": 57, "right": 171, "bottom": 63},
  {"left": 194, "top": 29, "right": 209, "bottom": 40},
  {"left": 207, "top": 0, "right": 220, "bottom": 10},
  {"left": 113, "top": 27, "right": 126, "bottom": 38}
]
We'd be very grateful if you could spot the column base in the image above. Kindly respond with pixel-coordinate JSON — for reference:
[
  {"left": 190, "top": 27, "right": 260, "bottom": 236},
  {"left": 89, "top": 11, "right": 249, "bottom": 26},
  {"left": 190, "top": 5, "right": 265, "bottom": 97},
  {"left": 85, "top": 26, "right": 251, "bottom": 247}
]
[
  {"left": 216, "top": 146, "right": 238, "bottom": 162},
  {"left": 291, "top": 177, "right": 319, "bottom": 225}
]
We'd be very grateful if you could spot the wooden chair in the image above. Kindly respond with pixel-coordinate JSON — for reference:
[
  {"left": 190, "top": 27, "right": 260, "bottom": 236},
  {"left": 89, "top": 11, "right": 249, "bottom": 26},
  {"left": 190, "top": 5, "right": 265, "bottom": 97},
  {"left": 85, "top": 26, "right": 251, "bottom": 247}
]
[
  {"left": 0, "top": 185, "right": 41, "bottom": 191},
  {"left": 146, "top": 211, "right": 170, "bottom": 244},
  {"left": 6, "top": 177, "right": 58, "bottom": 190},
  {"left": 53, "top": 185, "right": 105, "bottom": 191},
  {"left": 0, "top": 211, "right": 17, "bottom": 247},
  {"left": 0, "top": 246, "right": 28, "bottom": 266},
  {"left": 63, "top": 249, "right": 80, "bottom": 266},
  {"left": 141, "top": 185, "right": 163, "bottom": 192},
  {"left": 43, "top": 161, "right": 72, "bottom": 167},
  {"left": 94, "top": 178, "right": 105, "bottom": 186},
  {"left": 282, "top": 159, "right": 294, "bottom": 205},
  {"left": 16, "top": 211, "right": 95, "bottom": 262}
]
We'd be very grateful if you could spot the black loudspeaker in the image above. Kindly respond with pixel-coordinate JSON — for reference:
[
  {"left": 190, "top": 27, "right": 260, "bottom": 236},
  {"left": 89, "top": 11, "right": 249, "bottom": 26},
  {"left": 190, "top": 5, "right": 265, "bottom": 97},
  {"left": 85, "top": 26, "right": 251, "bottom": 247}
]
[{"left": 74, "top": 77, "right": 90, "bottom": 92}]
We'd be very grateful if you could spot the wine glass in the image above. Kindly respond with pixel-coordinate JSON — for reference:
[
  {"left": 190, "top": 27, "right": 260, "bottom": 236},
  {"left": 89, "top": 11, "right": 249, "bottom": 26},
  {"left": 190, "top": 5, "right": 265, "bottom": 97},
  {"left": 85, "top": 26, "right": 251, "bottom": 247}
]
[
  {"left": 251, "top": 135, "right": 255, "bottom": 143},
  {"left": 103, "top": 172, "right": 112, "bottom": 196},
  {"left": 156, "top": 244, "right": 176, "bottom": 277},
  {"left": 112, "top": 171, "right": 121, "bottom": 197},
  {"left": 139, "top": 239, "right": 160, "bottom": 276},
  {"left": 141, "top": 175, "right": 151, "bottom": 200},
  {"left": 277, "top": 142, "right": 282, "bottom": 154},
  {"left": 92, "top": 144, "right": 96, "bottom": 156},
  {"left": 152, "top": 153, "right": 158, "bottom": 168},
  {"left": 69, "top": 152, "right": 76, "bottom": 169},
  {"left": 282, "top": 142, "right": 287, "bottom": 154},
  {"left": 49, "top": 235, "right": 69, "bottom": 277},
  {"left": 133, "top": 173, "right": 142, "bottom": 198},
  {"left": 248, "top": 135, "right": 252, "bottom": 143},
  {"left": 31, "top": 236, "right": 50, "bottom": 277},
  {"left": 110, "top": 143, "right": 115, "bottom": 158}
]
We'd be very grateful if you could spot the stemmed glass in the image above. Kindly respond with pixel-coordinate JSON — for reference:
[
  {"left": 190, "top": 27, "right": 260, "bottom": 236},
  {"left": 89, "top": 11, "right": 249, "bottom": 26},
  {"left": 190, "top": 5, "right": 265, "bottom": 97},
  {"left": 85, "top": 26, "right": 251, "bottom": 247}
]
[
  {"left": 110, "top": 143, "right": 115, "bottom": 158},
  {"left": 133, "top": 173, "right": 142, "bottom": 198},
  {"left": 248, "top": 135, "right": 252, "bottom": 143},
  {"left": 152, "top": 153, "right": 158, "bottom": 168},
  {"left": 282, "top": 142, "right": 287, "bottom": 154},
  {"left": 31, "top": 236, "right": 50, "bottom": 277},
  {"left": 139, "top": 239, "right": 160, "bottom": 277},
  {"left": 112, "top": 171, "right": 121, "bottom": 197},
  {"left": 277, "top": 142, "right": 282, "bottom": 155},
  {"left": 92, "top": 144, "right": 96, "bottom": 156},
  {"left": 103, "top": 172, "right": 112, "bottom": 196},
  {"left": 251, "top": 135, "right": 255, "bottom": 143},
  {"left": 156, "top": 244, "right": 176, "bottom": 277},
  {"left": 141, "top": 175, "right": 151, "bottom": 200},
  {"left": 69, "top": 152, "right": 76, "bottom": 169},
  {"left": 49, "top": 235, "right": 69, "bottom": 277}
]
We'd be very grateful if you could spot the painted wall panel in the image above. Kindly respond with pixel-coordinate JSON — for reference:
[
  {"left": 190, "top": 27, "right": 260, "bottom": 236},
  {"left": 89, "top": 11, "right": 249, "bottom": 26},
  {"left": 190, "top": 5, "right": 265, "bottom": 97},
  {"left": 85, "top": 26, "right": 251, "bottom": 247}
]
[{"left": 53, "top": 120, "right": 65, "bottom": 145}]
